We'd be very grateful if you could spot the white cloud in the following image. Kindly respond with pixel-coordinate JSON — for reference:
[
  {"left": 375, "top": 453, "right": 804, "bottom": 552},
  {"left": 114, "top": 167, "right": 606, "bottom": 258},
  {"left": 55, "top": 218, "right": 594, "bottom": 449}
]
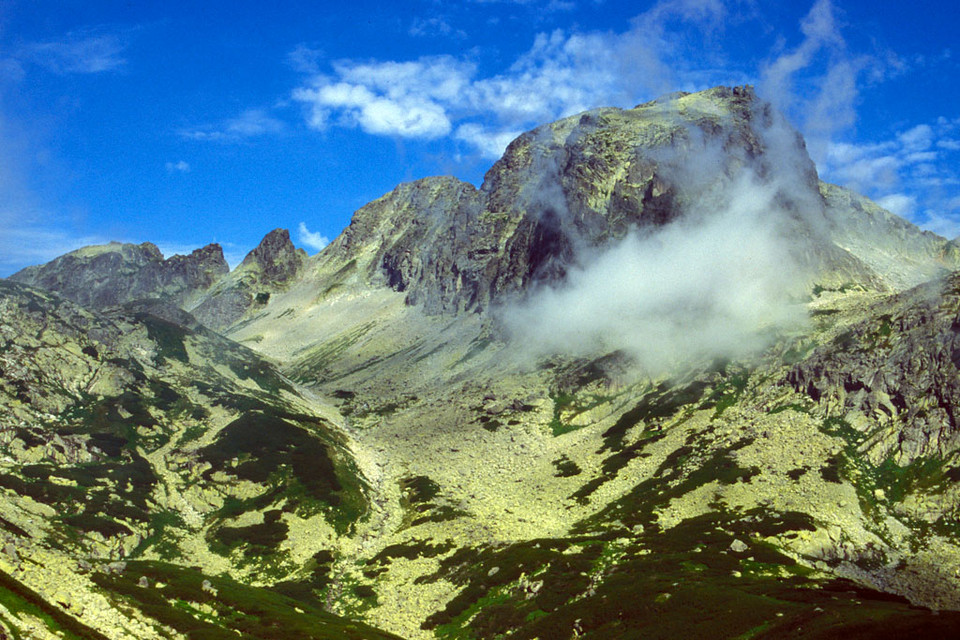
[
  {"left": 292, "top": 56, "right": 476, "bottom": 139},
  {"left": 297, "top": 222, "right": 329, "bottom": 252},
  {"left": 823, "top": 142, "right": 900, "bottom": 191},
  {"left": 454, "top": 123, "right": 523, "bottom": 159},
  {"left": 291, "top": 0, "right": 730, "bottom": 154},
  {"left": 502, "top": 148, "right": 810, "bottom": 373},
  {"left": 898, "top": 124, "right": 934, "bottom": 152},
  {"left": 876, "top": 193, "right": 917, "bottom": 217},
  {"left": 21, "top": 28, "right": 128, "bottom": 74},
  {"left": 757, "top": 0, "right": 878, "bottom": 165},
  {"left": 181, "top": 109, "right": 285, "bottom": 142},
  {"left": 165, "top": 160, "right": 191, "bottom": 173}
]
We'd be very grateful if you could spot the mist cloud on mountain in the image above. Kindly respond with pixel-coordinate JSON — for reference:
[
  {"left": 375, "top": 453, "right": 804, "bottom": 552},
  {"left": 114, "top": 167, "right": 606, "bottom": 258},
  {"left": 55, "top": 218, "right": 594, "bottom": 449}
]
[{"left": 500, "top": 112, "right": 816, "bottom": 374}]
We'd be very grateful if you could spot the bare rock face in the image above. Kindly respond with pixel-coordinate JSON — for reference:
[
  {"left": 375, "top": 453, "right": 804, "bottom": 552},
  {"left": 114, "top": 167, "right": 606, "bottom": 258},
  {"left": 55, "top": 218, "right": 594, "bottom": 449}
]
[
  {"left": 321, "top": 176, "right": 486, "bottom": 314},
  {"left": 8, "top": 241, "right": 228, "bottom": 310},
  {"left": 787, "top": 272, "right": 960, "bottom": 462},
  {"left": 315, "top": 86, "right": 918, "bottom": 316},
  {"left": 820, "top": 182, "right": 960, "bottom": 290},
  {"left": 238, "top": 228, "right": 306, "bottom": 286},
  {"left": 191, "top": 228, "right": 307, "bottom": 329}
]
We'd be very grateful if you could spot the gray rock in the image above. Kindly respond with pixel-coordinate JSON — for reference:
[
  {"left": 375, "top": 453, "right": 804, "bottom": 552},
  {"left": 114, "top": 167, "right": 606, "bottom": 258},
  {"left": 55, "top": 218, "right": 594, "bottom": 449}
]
[
  {"left": 191, "top": 228, "right": 307, "bottom": 330},
  {"left": 9, "top": 242, "right": 228, "bottom": 310},
  {"left": 787, "top": 272, "right": 960, "bottom": 462},
  {"left": 312, "top": 86, "right": 936, "bottom": 317}
]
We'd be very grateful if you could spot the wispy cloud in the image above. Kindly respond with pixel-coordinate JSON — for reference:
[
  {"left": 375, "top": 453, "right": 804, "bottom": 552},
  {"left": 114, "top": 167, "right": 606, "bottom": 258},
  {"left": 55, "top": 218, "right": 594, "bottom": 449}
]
[
  {"left": 19, "top": 27, "right": 129, "bottom": 74},
  {"left": 297, "top": 222, "right": 329, "bottom": 252},
  {"left": 291, "top": 0, "right": 732, "bottom": 158},
  {"left": 822, "top": 118, "right": 960, "bottom": 236},
  {"left": 165, "top": 160, "right": 191, "bottom": 173},
  {"left": 0, "top": 107, "right": 108, "bottom": 275},
  {"left": 181, "top": 109, "right": 285, "bottom": 142},
  {"left": 409, "top": 17, "right": 466, "bottom": 39},
  {"left": 0, "top": 224, "right": 109, "bottom": 275},
  {"left": 756, "top": 0, "right": 888, "bottom": 165},
  {"left": 287, "top": 44, "right": 324, "bottom": 74}
]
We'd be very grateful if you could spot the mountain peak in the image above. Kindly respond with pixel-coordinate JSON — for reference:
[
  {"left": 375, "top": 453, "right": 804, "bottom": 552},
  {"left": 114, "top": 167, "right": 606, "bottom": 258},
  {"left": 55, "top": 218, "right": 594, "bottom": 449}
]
[
  {"left": 8, "top": 241, "right": 228, "bottom": 309},
  {"left": 310, "top": 85, "right": 823, "bottom": 316},
  {"left": 239, "top": 228, "right": 306, "bottom": 285},
  {"left": 188, "top": 228, "right": 307, "bottom": 330}
]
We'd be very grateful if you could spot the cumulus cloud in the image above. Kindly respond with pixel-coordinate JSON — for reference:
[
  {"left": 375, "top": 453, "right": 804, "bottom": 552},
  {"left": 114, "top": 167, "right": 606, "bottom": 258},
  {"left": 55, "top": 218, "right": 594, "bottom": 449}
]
[
  {"left": 297, "top": 222, "right": 330, "bottom": 252},
  {"left": 291, "top": 0, "right": 732, "bottom": 158},
  {"left": 292, "top": 56, "right": 472, "bottom": 140}
]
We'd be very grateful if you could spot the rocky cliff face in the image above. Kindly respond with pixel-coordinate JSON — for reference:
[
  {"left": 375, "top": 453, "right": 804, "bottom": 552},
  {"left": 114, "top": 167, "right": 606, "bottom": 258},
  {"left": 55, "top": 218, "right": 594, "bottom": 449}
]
[
  {"left": 820, "top": 181, "right": 960, "bottom": 290},
  {"left": 190, "top": 228, "right": 307, "bottom": 330},
  {"left": 788, "top": 272, "right": 960, "bottom": 463},
  {"left": 319, "top": 87, "right": 800, "bottom": 314},
  {"left": 315, "top": 86, "right": 950, "bottom": 317},
  {"left": 9, "top": 241, "right": 228, "bottom": 310}
]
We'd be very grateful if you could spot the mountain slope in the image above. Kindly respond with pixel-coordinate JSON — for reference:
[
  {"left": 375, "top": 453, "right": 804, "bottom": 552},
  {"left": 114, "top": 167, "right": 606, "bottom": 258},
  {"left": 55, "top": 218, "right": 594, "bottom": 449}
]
[
  {"left": 6, "top": 85, "right": 960, "bottom": 639},
  {"left": 191, "top": 228, "right": 307, "bottom": 331},
  {"left": 8, "top": 242, "right": 229, "bottom": 310},
  {"left": 0, "top": 280, "right": 397, "bottom": 639}
]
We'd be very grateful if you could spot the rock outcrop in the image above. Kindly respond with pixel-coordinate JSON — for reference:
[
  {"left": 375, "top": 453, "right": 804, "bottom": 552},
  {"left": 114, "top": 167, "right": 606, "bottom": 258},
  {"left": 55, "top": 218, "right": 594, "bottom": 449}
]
[
  {"left": 820, "top": 181, "right": 960, "bottom": 290},
  {"left": 9, "top": 241, "right": 228, "bottom": 310},
  {"left": 190, "top": 228, "right": 307, "bottom": 329},
  {"left": 788, "top": 272, "right": 960, "bottom": 462},
  {"left": 313, "top": 86, "right": 954, "bottom": 316}
]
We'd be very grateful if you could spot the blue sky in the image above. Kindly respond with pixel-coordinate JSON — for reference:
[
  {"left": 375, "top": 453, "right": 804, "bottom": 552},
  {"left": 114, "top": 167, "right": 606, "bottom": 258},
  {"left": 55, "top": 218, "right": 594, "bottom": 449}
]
[{"left": 1, "top": 0, "right": 958, "bottom": 275}]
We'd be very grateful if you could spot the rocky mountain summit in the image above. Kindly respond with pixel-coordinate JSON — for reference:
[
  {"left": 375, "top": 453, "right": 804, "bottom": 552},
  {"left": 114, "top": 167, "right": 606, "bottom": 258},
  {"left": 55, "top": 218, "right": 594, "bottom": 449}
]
[
  {"left": 191, "top": 228, "right": 307, "bottom": 330},
  {"left": 5, "top": 86, "right": 960, "bottom": 639},
  {"left": 9, "top": 241, "right": 229, "bottom": 310},
  {"left": 316, "top": 86, "right": 897, "bottom": 316}
]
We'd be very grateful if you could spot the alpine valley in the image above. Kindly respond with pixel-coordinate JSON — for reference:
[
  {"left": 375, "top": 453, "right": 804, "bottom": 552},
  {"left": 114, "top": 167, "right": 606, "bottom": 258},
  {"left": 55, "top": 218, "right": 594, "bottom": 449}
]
[{"left": 5, "top": 86, "right": 960, "bottom": 639}]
